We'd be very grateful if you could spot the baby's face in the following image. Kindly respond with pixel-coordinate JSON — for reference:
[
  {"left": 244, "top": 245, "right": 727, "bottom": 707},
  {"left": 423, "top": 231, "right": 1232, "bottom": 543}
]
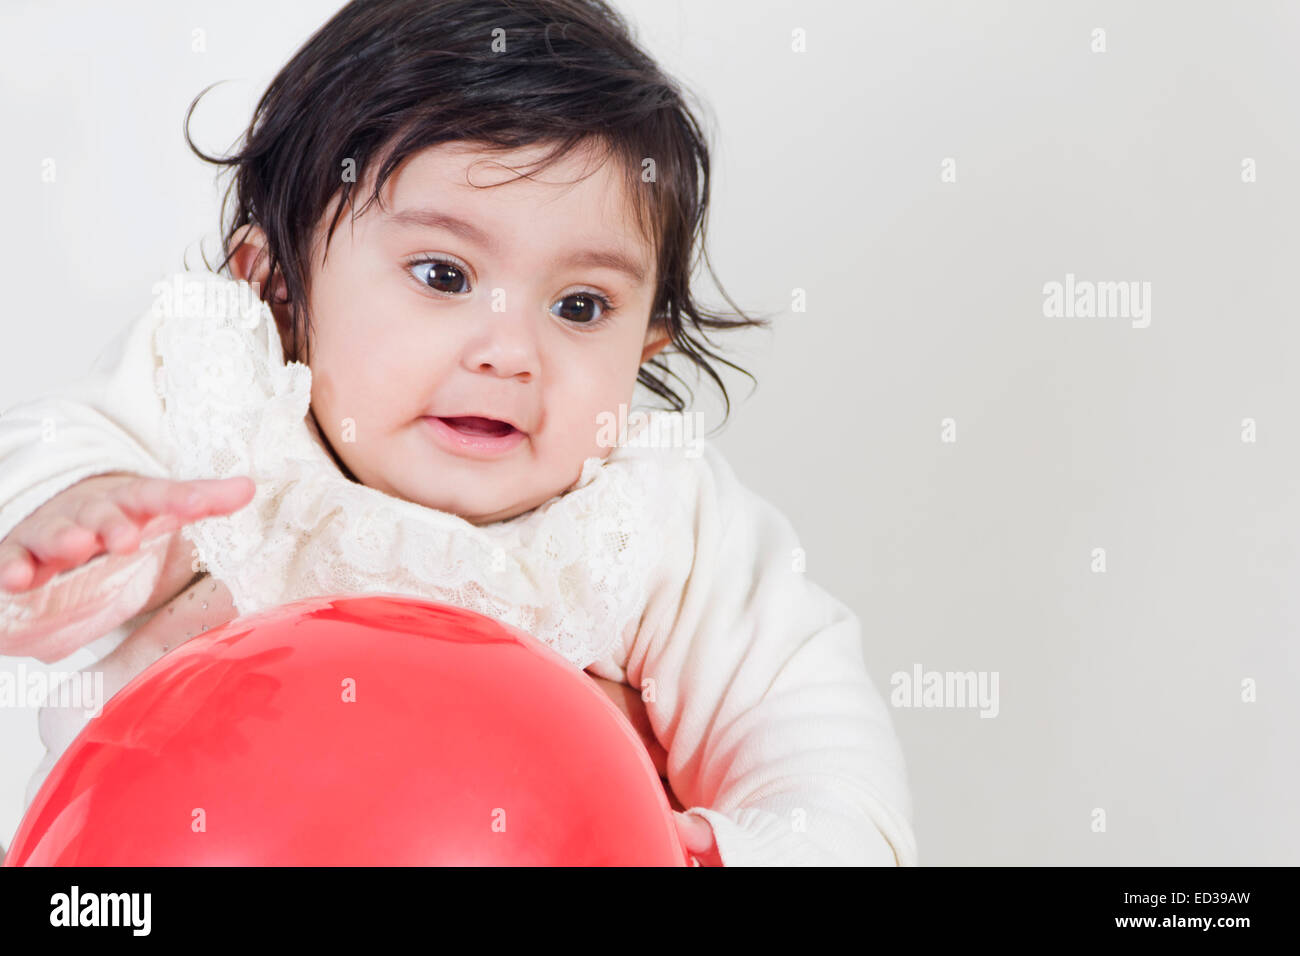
[{"left": 252, "top": 139, "right": 664, "bottom": 524}]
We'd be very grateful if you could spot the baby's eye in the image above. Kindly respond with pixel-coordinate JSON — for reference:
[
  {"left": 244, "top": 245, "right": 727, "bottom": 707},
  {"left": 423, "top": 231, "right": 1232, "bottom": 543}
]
[
  {"left": 411, "top": 259, "right": 471, "bottom": 295},
  {"left": 551, "top": 292, "right": 609, "bottom": 324}
]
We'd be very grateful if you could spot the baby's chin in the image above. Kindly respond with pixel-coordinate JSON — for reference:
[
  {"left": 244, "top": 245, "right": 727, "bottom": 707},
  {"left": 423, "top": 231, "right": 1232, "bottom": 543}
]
[
  {"left": 335, "top": 431, "right": 612, "bottom": 525},
  {"left": 389, "top": 476, "right": 572, "bottom": 526}
]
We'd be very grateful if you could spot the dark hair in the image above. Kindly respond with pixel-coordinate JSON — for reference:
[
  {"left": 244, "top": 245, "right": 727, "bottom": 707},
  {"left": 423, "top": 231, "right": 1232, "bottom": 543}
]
[{"left": 184, "top": 0, "right": 770, "bottom": 422}]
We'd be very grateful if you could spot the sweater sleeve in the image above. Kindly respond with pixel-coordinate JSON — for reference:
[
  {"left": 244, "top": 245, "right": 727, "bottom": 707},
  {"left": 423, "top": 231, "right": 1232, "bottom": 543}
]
[
  {"left": 0, "top": 297, "right": 177, "bottom": 662},
  {"left": 592, "top": 441, "right": 918, "bottom": 866}
]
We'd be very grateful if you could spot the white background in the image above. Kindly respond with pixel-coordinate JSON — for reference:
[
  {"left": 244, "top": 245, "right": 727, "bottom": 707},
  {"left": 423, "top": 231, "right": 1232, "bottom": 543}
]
[{"left": 1, "top": 0, "right": 1297, "bottom": 864}]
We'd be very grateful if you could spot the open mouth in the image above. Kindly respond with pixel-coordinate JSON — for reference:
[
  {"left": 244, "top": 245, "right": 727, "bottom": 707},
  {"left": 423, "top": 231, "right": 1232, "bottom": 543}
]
[
  {"left": 435, "top": 416, "right": 518, "bottom": 437},
  {"left": 421, "top": 414, "right": 526, "bottom": 458}
]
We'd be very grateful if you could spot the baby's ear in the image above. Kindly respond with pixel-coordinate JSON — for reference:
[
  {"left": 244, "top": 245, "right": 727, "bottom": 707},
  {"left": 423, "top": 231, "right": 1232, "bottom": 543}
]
[
  {"left": 226, "top": 224, "right": 266, "bottom": 282},
  {"left": 227, "top": 225, "right": 290, "bottom": 302},
  {"left": 226, "top": 225, "right": 296, "bottom": 352},
  {"left": 641, "top": 326, "right": 671, "bottom": 363}
]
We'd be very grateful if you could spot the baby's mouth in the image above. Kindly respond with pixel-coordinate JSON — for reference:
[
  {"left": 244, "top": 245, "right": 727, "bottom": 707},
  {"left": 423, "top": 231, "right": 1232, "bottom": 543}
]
[{"left": 435, "top": 416, "right": 518, "bottom": 437}]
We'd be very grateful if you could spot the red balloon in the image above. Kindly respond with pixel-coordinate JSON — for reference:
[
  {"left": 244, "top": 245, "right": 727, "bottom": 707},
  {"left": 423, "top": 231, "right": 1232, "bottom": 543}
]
[{"left": 4, "top": 594, "right": 688, "bottom": 866}]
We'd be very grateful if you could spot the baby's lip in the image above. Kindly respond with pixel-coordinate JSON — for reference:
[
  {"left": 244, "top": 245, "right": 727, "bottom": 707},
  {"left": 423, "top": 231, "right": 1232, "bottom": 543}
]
[{"left": 426, "top": 414, "right": 526, "bottom": 436}]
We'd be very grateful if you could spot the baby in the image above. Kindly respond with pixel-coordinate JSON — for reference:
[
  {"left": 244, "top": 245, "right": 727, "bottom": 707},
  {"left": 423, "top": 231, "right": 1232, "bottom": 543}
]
[{"left": 0, "top": 0, "right": 916, "bottom": 866}]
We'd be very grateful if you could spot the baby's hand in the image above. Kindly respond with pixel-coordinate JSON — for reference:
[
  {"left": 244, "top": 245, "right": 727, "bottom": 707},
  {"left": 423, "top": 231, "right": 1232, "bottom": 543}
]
[
  {"left": 0, "top": 473, "right": 255, "bottom": 594},
  {"left": 584, "top": 674, "right": 718, "bottom": 863},
  {"left": 674, "top": 812, "right": 721, "bottom": 866}
]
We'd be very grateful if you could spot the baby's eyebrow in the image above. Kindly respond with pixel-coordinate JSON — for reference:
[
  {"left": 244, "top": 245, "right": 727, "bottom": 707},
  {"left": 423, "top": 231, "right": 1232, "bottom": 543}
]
[
  {"left": 384, "top": 206, "right": 649, "bottom": 288},
  {"left": 556, "top": 248, "right": 649, "bottom": 288},
  {"left": 385, "top": 207, "right": 496, "bottom": 251}
]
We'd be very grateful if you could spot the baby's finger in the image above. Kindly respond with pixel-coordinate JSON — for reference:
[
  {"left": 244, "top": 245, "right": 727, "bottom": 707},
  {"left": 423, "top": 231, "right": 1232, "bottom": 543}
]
[
  {"left": 192, "top": 476, "right": 257, "bottom": 515},
  {"left": 74, "top": 497, "right": 142, "bottom": 555},
  {"left": 673, "top": 812, "right": 710, "bottom": 852},
  {"left": 115, "top": 476, "right": 254, "bottom": 524},
  {"left": 672, "top": 812, "right": 721, "bottom": 865},
  {"left": 0, "top": 543, "right": 36, "bottom": 593},
  {"left": 21, "top": 515, "right": 101, "bottom": 570},
  {"left": 111, "top": 476, "right": 208, "bottom": 521}
]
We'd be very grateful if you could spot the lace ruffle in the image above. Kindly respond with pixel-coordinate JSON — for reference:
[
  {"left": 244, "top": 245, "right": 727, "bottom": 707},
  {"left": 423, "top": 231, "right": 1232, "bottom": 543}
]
[{"left": 152, "top": 272, "right": 668, "bottom": 669}]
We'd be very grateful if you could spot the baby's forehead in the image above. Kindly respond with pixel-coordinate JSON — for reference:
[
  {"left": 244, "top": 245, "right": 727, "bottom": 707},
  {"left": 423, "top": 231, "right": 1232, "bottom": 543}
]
[
  {"left": 386, "top": 139, "right": 641, "bottom": 212},
  {"left": 355, "top": 138, "right": 656, "bottom": 261}
]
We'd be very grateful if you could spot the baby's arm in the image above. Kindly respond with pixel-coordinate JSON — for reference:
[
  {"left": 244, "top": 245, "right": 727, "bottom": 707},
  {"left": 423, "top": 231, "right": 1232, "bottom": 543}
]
[
  {"left": 0, "top": 301, "right": 209, "bottom": 661},
  {"left": 611, "top": 443, "right": 917, "bottom": 866}
]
